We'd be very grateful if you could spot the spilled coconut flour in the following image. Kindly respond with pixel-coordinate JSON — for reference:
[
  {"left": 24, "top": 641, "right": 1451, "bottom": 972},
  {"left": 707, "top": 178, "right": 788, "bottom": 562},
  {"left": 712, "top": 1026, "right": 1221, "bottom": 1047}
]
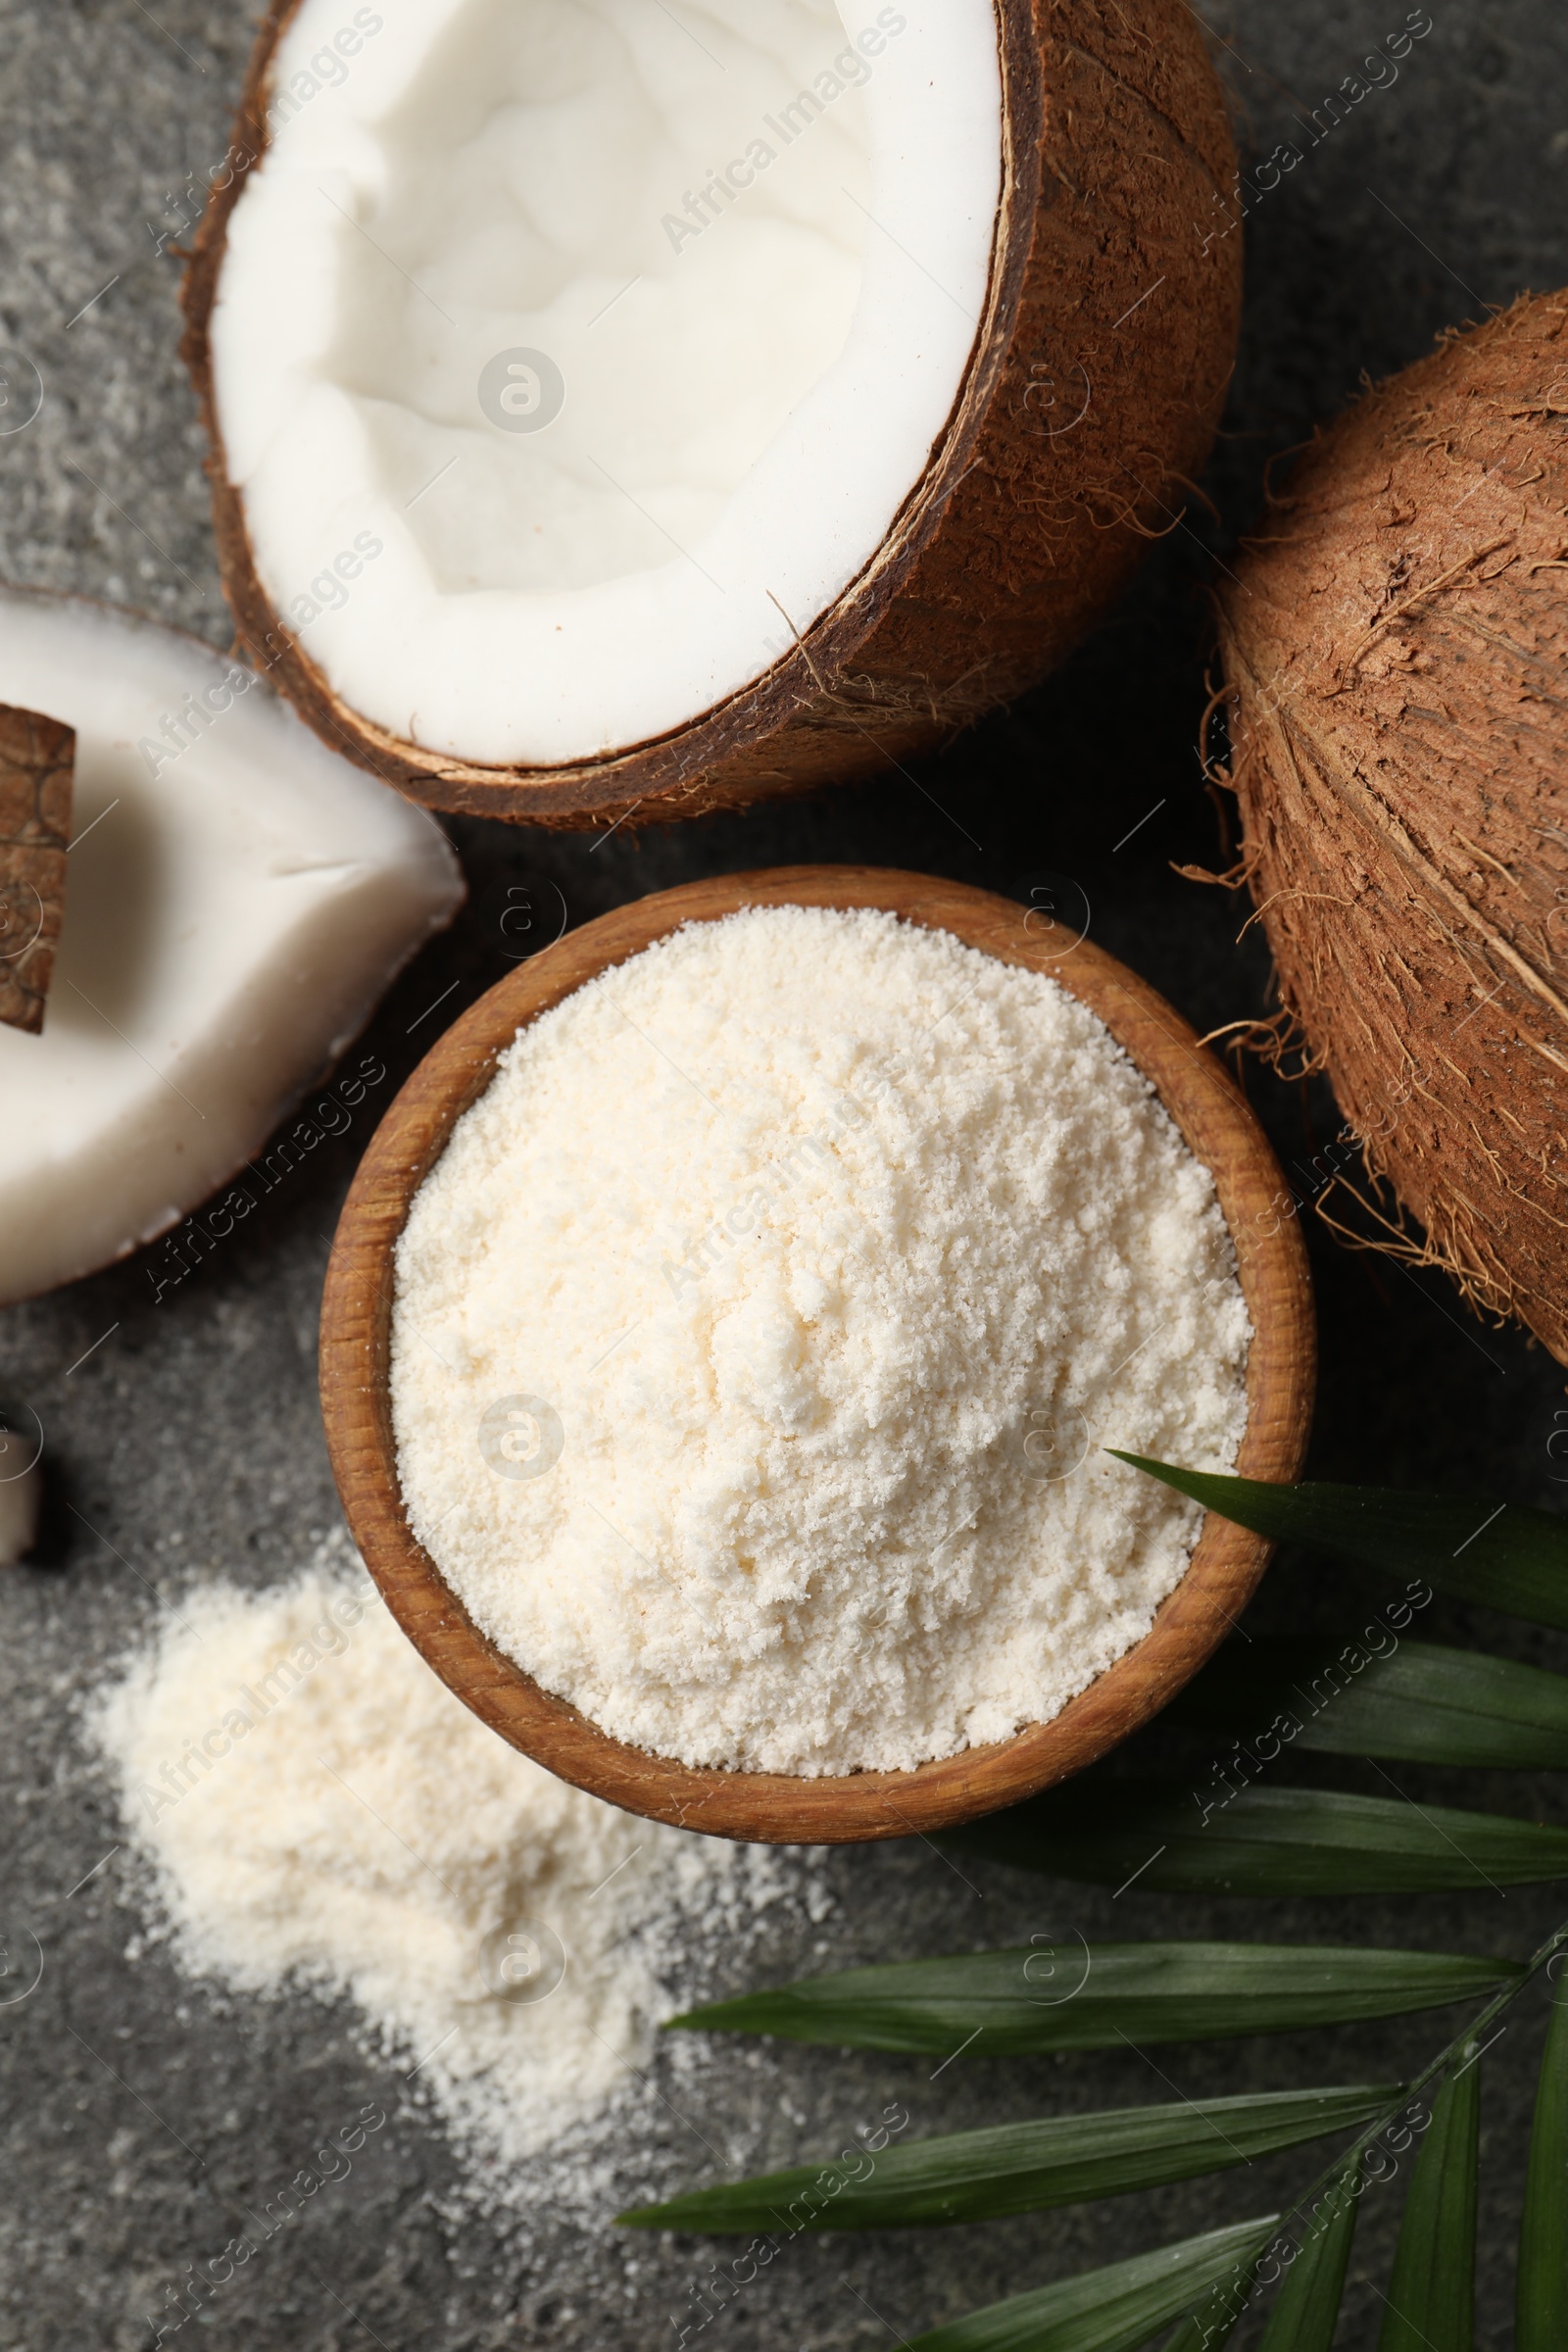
[
  {"left": 90, "top": 1537, "right": 802, "bottom": 2188},
  {"left": 391, "top": 906, "right": 1252, "bottom": 1774}
]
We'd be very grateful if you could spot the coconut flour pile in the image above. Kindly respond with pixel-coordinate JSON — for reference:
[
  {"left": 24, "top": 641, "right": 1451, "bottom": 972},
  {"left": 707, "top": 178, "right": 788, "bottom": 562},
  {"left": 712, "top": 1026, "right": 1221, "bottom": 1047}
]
[
  {"left": 91, "top": 1539, "right": 791, "bottom": 2180},
  {"left": 391, "top": 906, "right": 1251, "bottom": 1773}
]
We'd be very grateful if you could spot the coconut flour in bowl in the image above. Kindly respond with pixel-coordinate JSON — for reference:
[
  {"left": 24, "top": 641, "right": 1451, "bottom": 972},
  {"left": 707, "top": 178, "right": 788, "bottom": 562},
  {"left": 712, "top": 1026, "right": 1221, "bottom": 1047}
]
[{"left": 389, "top": 905, "right": 1250, "bottom": 1776}]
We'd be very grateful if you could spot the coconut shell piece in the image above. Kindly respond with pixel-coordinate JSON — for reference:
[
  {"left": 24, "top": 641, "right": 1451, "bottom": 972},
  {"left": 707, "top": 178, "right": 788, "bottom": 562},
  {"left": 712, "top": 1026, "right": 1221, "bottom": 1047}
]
[
  {"left": 181, "top": 0, "right": 1244, "bottom": 830},
  {"left": 0, "top": 703, "right": 74, "bottom": 1035},
  {"left": 1218, "top": 290, "right": 1568, "bottom": 1360}
]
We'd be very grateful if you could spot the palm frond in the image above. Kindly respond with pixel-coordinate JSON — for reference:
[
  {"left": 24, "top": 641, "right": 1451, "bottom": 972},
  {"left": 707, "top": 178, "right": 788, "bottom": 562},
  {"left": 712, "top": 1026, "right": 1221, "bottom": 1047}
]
[
  {"left": 1110, "top": 1455, "right": 1568, "bottom": 1629},
  {"left": 630, "top": 1455, "right": 1568, "bottom": 2349},
  {"left": 1161, "top": 2279, "right": 1248, "bottom": 2352},
  {"left": 617, "top": 2084, "right": 1396, "bottom": 2233},
  {"left": 1255, "top": 2160, "right": 1360, "bottom": 2351},
  {"left": 900, "top": 2219, "right": 1276, "bottom": 2352},
  {"left": 1517, "top": 1968, "right": 1568, "bottom": 2350},
  {"left": 948, "top": 1783, "right": 1568, "bottom": 1896},
  {"left": 666, "top": 1942, "right": 1519, "bottom": 2056},
  {"left": 1173, "top": 1636, "right": 1568, "bottom": 1768},
  {"left": 1375, "top": 2056, "right": 1480, "bottom": 2352}
]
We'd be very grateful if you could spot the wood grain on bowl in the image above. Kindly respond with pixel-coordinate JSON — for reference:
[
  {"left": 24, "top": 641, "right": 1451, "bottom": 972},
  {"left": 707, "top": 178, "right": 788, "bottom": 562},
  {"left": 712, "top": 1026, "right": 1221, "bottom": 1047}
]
[{"left": 319, "top": 869, "right": 1314, "bottom": 1842}]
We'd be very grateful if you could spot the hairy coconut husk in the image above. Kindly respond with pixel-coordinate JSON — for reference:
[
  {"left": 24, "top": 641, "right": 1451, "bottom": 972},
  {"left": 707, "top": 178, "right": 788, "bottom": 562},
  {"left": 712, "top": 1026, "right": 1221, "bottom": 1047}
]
[
  {"left": 1218, "top": 290, "right": 1568, "bottom": 1360},
  {"left": 182, "top": 0, "right": 1242, "bottom": 830},
  {"left": 0, "top": 703, "right": 74, "bottom": 1034}
]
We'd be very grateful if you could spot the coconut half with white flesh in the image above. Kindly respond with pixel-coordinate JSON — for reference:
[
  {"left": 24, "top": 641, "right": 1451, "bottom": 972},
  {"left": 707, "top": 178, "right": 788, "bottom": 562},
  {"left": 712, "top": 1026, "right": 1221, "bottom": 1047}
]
[
  {"left": 0, "top": 590, "right": 464, "bottom": 1306},
  {"left": 183, "top": 0, "right": 1243, "bottom": 827}
]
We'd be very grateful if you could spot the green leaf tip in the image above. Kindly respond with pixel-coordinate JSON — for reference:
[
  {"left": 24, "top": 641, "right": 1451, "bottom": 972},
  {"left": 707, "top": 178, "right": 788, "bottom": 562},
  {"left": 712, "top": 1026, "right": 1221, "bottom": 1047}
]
[
  {"left": 950, "top": 1782, "right": 1568, "bottom": 1897},
  {"left": 662, "top": 1943, "right": 1520, "bottom": 2057},
  {"left": 902, "top": 2217, "right": 1277, "bottom": 2352},
  {"left": 1517, "top": 1967, "right": 1568, "bottom": 2350},
  {"left": 1255, "top": 2157, "right": 1361, "bottom": 2351},
  {"left": 1174, "top": 1636, "right": 1568, "bottom": 1771},
  {"left": 1110, "top": 1454, "right": 1568, "bottom": 1631},
  {"left": 1377, "top": 2058, "right": 1480, "bottom": 2352},
  {"left": 616, "top": 2082, "right": 1397, "bottom": 2235}
]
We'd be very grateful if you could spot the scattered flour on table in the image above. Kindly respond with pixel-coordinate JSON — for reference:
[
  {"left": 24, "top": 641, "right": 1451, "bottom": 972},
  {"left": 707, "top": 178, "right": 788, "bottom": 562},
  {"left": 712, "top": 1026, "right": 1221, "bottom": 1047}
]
[
  {"left": 390, "top": 905, "right": 1252, "bottom": 1774},
  {"left": 89, "top": 1539, "right": 801, "bottom": 2187}
]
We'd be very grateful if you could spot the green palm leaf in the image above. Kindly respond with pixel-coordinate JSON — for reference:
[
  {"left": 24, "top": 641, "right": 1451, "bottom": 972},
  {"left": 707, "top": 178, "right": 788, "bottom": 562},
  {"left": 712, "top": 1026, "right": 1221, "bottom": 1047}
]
[
  {"left": 1161, "top": 2281, "right": 1248, "bottom": 2352},
  {"left": 1517, "top": 1968, "right": 1568, "bottom": 2350},
  {"left": 950, "top": 1784, "right": 1568, "bottom": 1896},
  {"left": 637, "top": 1441, "right": 1568, "bottom": 2347},
  {"left": 1174, "top": 1638, "right": 1568, "bottom": 1768},
  {"left": 1111, "top": 1454, "right": 1568, "bottom": 1630},
  {"left": 666, "top": 1942, "right": 1519, "bottom": 2055},
  {"left": 1376, "top": 2058, "right": 1480, "bottom": 2352},
  {"left": 1256, "top": 2160, "right": 1361, "bottom": 2350},
  {"left": 617, "top": 2084, "right": 1396, "bottom": 2234},
  {"left": 900, "top": 2219, "right": 1276, "bottom": 2352}
]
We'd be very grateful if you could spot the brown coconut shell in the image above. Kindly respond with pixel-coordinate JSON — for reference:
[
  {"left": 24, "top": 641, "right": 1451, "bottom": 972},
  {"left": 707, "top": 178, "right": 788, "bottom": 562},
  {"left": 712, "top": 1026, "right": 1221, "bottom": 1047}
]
[
  {"left": 1217, "top": 290, "right": 1568, "bottom": 1361},
  {"left": 182, "top": 0, "right": 1242, "bottom": 830},
  {"left": 0, "top": 703, "right": 74, "bottom": 1035}
]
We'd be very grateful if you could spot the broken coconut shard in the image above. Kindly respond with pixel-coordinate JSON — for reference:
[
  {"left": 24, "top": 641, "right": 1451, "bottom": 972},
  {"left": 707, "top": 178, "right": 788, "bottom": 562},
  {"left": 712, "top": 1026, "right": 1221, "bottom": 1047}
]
[
  {"left": 181, "top": 0, "right": 1244, "bottom": 829},
  {"left": 0, "top": 587, "right": 462, "bottom": 1308},
  {"left": 0, "top": 703, "right": 74, "bottom": 1035}
]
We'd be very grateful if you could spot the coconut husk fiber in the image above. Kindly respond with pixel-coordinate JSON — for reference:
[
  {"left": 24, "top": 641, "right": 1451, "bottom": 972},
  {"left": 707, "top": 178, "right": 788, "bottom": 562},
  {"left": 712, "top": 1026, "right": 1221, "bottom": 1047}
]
[
  {"left": 1217, "top": 290, "right": 1568, "bottom": 1361},
  {"left": 183, "top": 0, "right": 1244, "bottom": 829}
]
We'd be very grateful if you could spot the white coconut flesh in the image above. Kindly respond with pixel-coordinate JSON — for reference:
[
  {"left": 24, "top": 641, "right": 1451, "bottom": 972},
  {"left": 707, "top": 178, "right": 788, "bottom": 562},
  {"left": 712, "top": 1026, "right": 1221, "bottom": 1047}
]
[
  {"left": 211, "top": 0, "right": 1002, "bottom": 767},
  {"left": 0, "top": 593, "right": 463, "bottom": 1305}
]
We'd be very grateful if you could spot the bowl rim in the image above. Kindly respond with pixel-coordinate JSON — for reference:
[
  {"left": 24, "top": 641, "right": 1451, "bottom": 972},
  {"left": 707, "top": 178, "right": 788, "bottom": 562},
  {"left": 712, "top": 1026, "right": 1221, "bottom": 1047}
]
[{"left": 319, "top": 864, "right": 1314, "bottom": 1844}]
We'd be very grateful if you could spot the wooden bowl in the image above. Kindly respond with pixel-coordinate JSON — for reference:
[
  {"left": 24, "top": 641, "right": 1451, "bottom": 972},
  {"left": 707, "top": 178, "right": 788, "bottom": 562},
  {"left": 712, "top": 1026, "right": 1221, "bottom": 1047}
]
[{"left": 320, "top": 867, "right": 1314, "bottom": 1843}]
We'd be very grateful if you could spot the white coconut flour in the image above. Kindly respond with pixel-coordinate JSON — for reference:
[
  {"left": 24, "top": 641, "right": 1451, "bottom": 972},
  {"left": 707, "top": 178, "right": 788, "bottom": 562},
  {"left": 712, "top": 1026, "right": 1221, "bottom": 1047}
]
[
  {"left": 391, "top": 906, "right": 1251, "bottom": 1775},
  {"left": 90, "top": 1540, "right": 793, "bottom": 2180}
]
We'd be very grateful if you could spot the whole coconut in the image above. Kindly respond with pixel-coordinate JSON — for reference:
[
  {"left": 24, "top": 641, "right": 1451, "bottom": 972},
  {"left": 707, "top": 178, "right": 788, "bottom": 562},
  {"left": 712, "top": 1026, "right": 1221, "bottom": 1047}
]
[{"left": 1218, "top": 291, "right": 1568, "bottom": 1359}]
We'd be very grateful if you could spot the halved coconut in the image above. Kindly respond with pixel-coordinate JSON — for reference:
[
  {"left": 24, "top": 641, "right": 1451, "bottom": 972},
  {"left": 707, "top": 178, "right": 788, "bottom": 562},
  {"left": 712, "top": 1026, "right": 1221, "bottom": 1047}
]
[
  {"left": 0, "top": 589, "right": 463, "bottom": 1305},
  {"left": 183, "top": 0, "right": 1242, "bottom": 827}
]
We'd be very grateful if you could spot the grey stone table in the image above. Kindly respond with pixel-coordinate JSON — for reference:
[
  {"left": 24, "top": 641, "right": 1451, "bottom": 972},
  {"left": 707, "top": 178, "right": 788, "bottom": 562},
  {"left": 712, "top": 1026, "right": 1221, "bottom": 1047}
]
[{"left": 2, "top": 4, "right": 1566, "bottom": 2348}]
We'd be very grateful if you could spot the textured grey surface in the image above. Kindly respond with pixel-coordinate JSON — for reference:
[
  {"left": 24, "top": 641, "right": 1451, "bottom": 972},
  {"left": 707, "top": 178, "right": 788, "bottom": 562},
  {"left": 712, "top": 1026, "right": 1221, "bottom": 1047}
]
[{"left": 2, "top": 3, "right": 1568, "bottom": 2349}]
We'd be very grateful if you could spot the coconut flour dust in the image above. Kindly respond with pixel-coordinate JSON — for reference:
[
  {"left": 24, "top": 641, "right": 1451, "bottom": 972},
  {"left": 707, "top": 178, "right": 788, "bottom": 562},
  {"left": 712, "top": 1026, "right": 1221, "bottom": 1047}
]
[
  {"left": 90, "top": 1539, "right": 797, "bottom": 2188},
  {"left": 391, "top": 906, "right": 1251, "bottom": 1774}
]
